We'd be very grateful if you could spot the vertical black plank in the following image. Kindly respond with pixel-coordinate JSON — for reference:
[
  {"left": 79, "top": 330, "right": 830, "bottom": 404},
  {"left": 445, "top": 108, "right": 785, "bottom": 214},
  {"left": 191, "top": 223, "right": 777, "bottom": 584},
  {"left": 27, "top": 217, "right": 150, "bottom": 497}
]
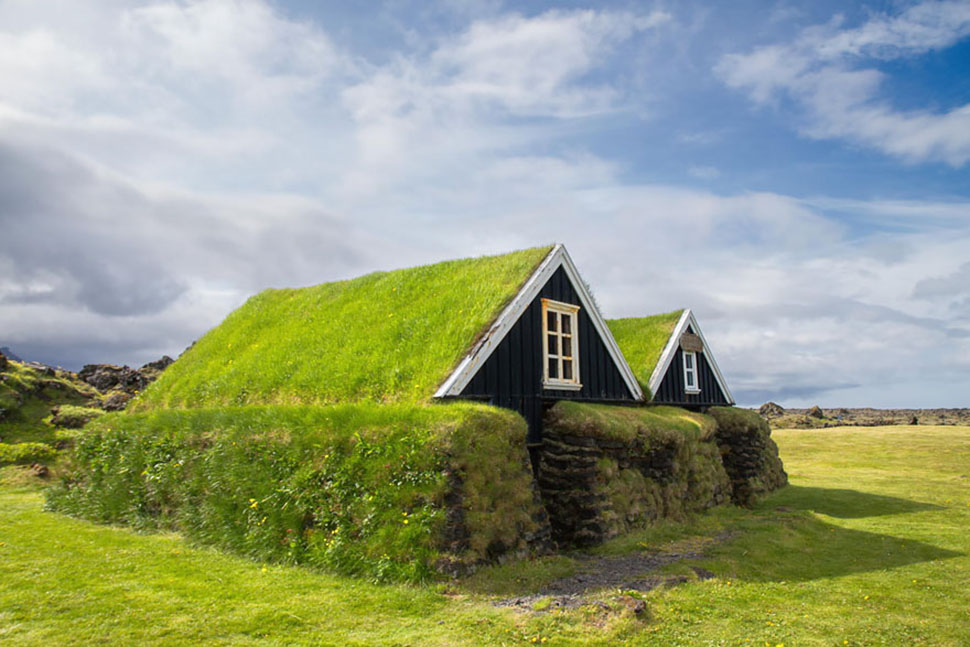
[{"left": 510, "top": 316, "right": 521, "bottom": 396}]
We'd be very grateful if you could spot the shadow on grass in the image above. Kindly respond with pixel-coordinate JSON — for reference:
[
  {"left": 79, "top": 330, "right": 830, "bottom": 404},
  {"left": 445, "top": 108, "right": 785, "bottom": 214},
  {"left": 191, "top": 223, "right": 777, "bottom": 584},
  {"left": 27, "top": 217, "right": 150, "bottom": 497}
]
[
  {"left": 765, "top": 485, "right": 942, "bottom": 518},
  {"left": 701, "top": 516, "right": 962, "bottom": 583}
]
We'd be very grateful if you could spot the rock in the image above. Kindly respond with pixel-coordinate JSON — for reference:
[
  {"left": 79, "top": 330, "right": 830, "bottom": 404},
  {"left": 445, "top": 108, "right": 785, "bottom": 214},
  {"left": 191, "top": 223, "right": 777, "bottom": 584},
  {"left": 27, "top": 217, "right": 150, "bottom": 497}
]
[
  {"left": 807, "top": 405, "right": 825, "bottom": 419},
  {"left": 759, "top": 402, "right": 784, "bottom": 418},
  {"left": 0, "top": 346, "right": 23, "bottom": 362},
  {"left": 614, "top": 595, "right": 648, "bottom": 616},
  {"left": 102, "top": 391, "right": 132, "bottom": 411},
  {"left": 0, "top": 351, "right": 6, "bottom": 372},
  {"left": 50, "top": 405, "right": 100, "bottom": 429},
  {"left": 30, "top": 463, "right": 50, "bottom": 479},
  {"left": 141, "top": 356, "right": 174, "bottom": 372},
  {"left": 79, "top": 357, "right": 172, "bottom": 396}
]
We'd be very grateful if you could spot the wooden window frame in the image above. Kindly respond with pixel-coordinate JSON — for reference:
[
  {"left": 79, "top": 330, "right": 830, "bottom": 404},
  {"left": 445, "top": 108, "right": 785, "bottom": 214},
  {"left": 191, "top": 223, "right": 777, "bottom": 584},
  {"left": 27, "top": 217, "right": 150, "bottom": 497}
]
[
  {"left": 542, "top": 298, "right": 582, "bottom": 391},
  {"left": 683, "top": 350, "right": 700, "bottom": 394}
]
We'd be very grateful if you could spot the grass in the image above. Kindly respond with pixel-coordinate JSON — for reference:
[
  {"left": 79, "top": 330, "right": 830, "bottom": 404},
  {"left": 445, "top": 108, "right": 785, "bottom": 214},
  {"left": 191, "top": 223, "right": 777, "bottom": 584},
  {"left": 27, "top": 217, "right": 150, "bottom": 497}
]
[
  {"left": 2, "top": 425, "right": 969, "bottom": 645},
  {"left": 547, "top": 401, "right": 714, "bottom": 443},
  {"left": 0, "top": 360, "right": 100, "bottom": 446},
  {"left": 132, "top": 246, "right": 553, "bottom": 411},
  {"left": 607, "top": 311, "right": 683, "bottom": 395}
]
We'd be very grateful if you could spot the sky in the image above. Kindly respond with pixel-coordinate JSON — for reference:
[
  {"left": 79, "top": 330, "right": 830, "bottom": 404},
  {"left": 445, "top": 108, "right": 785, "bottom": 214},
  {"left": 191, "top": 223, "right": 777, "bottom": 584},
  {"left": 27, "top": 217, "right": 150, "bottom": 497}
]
[{"left": 1, "top": 0, "right": 969, "bottom": 408}]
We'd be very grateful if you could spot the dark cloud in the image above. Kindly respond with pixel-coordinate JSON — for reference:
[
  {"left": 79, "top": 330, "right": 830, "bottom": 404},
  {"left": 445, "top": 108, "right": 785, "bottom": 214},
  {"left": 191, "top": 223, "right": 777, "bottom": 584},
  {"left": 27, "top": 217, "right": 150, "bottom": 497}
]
[{"left": 0, "top": 141, "right": 187, "bottom": 316}]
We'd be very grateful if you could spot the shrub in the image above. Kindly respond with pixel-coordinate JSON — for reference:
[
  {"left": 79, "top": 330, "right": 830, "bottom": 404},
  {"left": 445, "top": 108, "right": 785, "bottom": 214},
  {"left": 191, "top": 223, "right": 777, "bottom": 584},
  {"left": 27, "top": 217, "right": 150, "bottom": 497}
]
[
  {"left": 0, "top": 442, "right": 57, "bottom": 465},
  {"left": 47, "top": 402, "right": 543, "bottom": 582}
]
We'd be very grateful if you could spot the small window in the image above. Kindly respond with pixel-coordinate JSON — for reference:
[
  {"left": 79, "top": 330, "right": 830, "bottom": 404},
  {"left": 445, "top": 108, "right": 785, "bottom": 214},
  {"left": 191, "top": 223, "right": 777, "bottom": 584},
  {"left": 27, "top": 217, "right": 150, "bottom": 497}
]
[
  {"left": 542, "top": 298, "right": 581, "bottom": 390},
  {"left": 683, "top": 351, "right": 700, "bottom": 394}
]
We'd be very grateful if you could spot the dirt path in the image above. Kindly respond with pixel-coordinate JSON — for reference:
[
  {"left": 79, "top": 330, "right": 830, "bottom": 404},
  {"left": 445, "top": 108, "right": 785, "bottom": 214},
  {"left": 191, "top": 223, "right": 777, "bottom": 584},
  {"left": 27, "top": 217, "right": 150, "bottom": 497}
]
[{"left": 496, "top": 531, "right": 734, "bottom": 611}]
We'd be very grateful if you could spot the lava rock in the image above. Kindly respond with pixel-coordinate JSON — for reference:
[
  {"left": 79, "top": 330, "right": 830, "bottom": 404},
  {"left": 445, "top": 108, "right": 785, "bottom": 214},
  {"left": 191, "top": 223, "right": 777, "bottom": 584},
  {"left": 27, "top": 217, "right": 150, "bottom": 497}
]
[
  {"left": 102, "top": 391, "right": 132, "bottom": 411},
  {"left": 759, "top": 401, "right": 784, "bottom": 418}
]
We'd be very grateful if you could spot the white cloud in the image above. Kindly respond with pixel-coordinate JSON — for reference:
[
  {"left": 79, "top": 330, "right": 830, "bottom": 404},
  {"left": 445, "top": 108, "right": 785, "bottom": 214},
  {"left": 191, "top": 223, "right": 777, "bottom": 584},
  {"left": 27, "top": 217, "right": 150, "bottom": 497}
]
[{"left": 717, "top": 1, "right": 970, "bottom": 166}]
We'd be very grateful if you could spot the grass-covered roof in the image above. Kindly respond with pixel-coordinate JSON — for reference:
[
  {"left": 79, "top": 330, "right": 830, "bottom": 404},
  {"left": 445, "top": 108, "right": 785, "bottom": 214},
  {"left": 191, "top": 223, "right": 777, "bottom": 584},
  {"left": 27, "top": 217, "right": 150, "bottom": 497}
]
[
  {"left": 606, "top": 310, "right": 684, "bottom": 395},
  {"left": 134, "top": 246, "right": 554, "bottom": 410}
]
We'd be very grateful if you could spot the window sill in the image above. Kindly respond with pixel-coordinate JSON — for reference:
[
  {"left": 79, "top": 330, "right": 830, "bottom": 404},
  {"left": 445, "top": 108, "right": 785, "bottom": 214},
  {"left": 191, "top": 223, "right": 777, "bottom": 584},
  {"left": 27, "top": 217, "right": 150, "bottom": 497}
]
[
  {"left": 543, "top": 381, "right": 583, "bottom": 391},
  {"left": 685, "top": 388, "right": 701, "bottom": 395}
]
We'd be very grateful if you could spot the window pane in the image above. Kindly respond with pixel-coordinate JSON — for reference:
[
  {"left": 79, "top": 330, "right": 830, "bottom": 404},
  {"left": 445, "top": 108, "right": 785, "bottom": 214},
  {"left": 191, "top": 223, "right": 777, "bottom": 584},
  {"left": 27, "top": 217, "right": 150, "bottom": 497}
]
[
  {"left": 548, "top": 357, "right": 558, "bottom": 379},
  {"left": 562, "top": 360, "right": 573, "bottom": 380},
  {"left": 562, "top": 336, "right": 571, "bottom": 357},
  {"left": 685, "top": 353, "right": 693, "bottom": 369},
  {"left": 686, "top": 372, "right": 695, "bottom": 387},
  {"left": 561, "top": 314, "right": 571, "bottom": 335},
  {"left": 546, "top": 310, "right": 557, "bottom": 332},
  {"left": 547, "top": 334, "right": 558, "bottom": 356}
]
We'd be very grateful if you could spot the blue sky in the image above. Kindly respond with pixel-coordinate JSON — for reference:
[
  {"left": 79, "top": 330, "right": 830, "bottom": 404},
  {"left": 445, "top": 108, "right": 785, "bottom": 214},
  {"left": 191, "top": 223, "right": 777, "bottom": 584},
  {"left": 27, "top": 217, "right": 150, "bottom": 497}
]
[{"left": 1, "top": 0, "right": 968, "bottom": 407}]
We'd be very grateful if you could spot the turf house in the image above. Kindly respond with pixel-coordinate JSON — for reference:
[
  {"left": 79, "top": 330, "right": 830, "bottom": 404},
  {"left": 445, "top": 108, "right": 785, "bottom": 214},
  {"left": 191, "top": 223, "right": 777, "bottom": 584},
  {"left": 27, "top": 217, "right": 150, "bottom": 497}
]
[
  {"left": 608, "top": 309, "right": 734, "bottom": 408},
  {"left": 50, "top": 244, "right": 787, "bottom": 582}
]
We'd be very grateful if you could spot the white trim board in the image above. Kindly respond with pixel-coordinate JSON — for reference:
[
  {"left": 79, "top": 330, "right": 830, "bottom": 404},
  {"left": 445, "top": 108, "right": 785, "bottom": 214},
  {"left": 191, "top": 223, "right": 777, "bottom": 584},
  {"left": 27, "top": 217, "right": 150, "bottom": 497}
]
[
  {"left": 434, "top": 244, "right": 644, "bottom": 401},
  {"left": 647, "top": 308, "right": 734, "bottom": 404}
]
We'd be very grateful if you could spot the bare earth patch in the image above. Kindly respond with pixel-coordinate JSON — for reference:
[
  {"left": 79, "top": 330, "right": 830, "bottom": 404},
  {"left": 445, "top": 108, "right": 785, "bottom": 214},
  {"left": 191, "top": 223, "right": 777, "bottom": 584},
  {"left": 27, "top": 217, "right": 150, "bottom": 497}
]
[{"left": 496, "top": 531, "right": 735, "bottom": 611}]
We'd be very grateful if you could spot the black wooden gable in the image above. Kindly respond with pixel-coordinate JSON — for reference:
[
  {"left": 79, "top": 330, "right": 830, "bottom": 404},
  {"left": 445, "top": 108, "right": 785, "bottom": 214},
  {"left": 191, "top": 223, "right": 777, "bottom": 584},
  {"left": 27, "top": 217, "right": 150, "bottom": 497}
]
[
  {"left": 652, "top": 323, "right": 731, "bottom": 408},
  {"left": 459, "top": 265, "right": 637, "bottom": 443}
]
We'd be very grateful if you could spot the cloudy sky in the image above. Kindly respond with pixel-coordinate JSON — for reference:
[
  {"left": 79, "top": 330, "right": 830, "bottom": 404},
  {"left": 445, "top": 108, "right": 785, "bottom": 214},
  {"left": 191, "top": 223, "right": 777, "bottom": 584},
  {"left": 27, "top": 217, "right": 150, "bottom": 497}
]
[{"left": 1, "top": 0, "right": 968, "bottom": 408}]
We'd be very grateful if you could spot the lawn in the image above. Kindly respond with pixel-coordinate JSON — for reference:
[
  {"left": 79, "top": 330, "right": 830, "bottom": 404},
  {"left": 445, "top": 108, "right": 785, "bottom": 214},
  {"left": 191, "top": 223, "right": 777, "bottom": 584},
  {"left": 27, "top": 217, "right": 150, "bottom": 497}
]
[{"left": 2, "top": 425, "right": 969, "bottom": 646}]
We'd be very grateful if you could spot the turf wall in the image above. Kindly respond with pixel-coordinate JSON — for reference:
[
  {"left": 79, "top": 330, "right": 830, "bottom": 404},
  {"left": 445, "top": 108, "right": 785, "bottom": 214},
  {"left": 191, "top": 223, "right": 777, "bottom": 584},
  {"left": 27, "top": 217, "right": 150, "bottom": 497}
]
[
  {"left": 708, "top": 406, "right": 788, "bottom": 506},
  {"left": 47, "top": 402, "right": 550, "bottom": 582},
  {"left": 539, "top": 402, "right": 786, "bottom": 547}
]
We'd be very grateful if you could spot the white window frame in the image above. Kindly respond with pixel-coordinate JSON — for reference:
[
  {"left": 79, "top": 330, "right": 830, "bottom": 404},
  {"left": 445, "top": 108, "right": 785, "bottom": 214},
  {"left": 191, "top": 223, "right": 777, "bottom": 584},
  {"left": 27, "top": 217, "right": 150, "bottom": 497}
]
[
  {"left": 683, "top": 350, "right": 700, "bottom": 394},
  {"left": 542, "top": 298, "right": 581, "bottom": 391}
]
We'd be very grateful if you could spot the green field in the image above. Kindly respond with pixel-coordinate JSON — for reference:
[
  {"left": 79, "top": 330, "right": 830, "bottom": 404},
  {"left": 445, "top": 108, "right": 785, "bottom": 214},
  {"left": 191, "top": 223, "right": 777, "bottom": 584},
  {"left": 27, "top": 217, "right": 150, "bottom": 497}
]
[{"left": 2, "top": 425, "right": 969, "bottom": 646}]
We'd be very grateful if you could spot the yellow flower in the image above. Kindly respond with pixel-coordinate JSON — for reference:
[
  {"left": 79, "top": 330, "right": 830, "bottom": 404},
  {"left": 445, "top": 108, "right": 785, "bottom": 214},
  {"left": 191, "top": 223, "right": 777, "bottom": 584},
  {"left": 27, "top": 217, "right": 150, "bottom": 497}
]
[
  {"left": 260, "top": 567, "right": 267, "bottom": 573},
  {"left": 403, "top": 519, "right": 409, "bottom": 525}
]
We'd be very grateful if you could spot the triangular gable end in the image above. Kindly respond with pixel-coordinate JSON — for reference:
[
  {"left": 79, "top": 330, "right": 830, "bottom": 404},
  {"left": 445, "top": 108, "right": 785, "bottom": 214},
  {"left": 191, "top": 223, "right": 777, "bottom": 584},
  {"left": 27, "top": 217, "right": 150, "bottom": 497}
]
[
  {"left": 435, "top": 244, "right": 644, "bottom": 400},
  {"left": 648, "top": 309, "right": 734, "bottom": 404}
]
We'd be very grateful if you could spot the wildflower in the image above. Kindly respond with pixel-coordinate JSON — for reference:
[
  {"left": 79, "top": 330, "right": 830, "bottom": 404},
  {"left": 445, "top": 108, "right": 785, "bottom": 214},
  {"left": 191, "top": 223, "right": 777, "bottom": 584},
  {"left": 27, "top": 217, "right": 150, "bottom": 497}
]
[
  {"left": 403, "top": 519, "right": 409, "bottom": 525},
  {"left": 249, "top": 499, "right": 258, "bottom": 509},
  {"left": 261, "top": 567, "right": 267, "bottom": 573},
  {"left": 863, "top": 595, "right": 869, "bottom": 600}
]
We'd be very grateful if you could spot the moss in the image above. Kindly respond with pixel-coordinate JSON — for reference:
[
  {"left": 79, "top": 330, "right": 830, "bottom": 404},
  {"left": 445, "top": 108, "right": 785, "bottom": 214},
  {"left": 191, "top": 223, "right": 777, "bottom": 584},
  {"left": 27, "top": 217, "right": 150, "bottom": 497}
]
[
  {"left": 132, "top": 246, "right": 553, "bottom": 411},
  {"left": 607, "top": 310, "right": 684, "bottom": 395}
]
